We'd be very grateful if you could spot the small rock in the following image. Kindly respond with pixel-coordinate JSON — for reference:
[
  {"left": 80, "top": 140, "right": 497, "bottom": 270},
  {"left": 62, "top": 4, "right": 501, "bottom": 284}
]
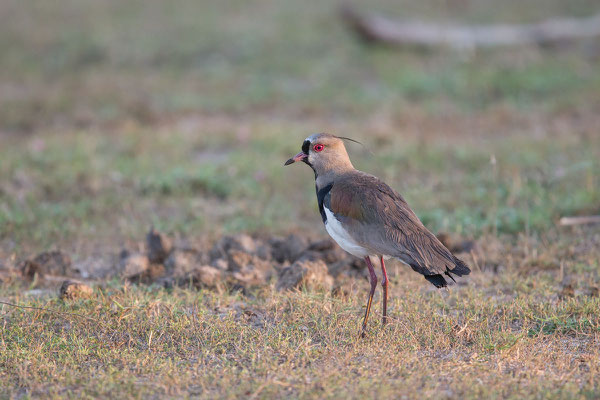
[
  {"left": 120, "top": 253, "right": 150, "bottom": 279},
  {"left": 59, "top": 280, "right": 93, "bottom": 300},
  {"left": 167, "top": 264, "right": 222, "bottom": 288},
  {"left": 295, "top": 250, "right": 322, "bottom": 263},
  {"left": 308, "top": 239, "right": 336, "bottom": 252},
  {"left": 35, "top": 250, "right": 72, "bottom": 275},
  {"left": 305, "top": 238, "right": 347, "bottom": 263},
  {"left": 165, "top": 249, "right": 203, "bottom": 279},
  {"left": 227, "top": 251, "right": 253, "bottom": 271},
  {"left": 145, "top": 263, "right": 166, "bottom": 281},
  {"left": 20, "top": 259, "right": 43, "bottom": 280},
  {"left": 146, "top": 228, "right": 173, "bottom": 264},
  {"left": 20, "top": 250, "right": 73, "bottom": 279},
  {"left": 227, "top": 250, "right": 273, "bottom": 287},
  {"left": 164, "top": 249, "right": 222, "bottom": 288},
  {"left": 231, "top": 269, "right": 268, "bottom": 287},
  {"left": 209, "top": 234, "right": 257, "bottom": 261},
  {"left": 255, "top": 244, "right": 272, "bottom": 260},
  {"left": 194, "top": 265, "right": 222, "bottom": 288},
  {"left": 270, "top": 234, "right": 308, "bottom": 263},
  {"left": 228, "top": 251, "right": 272, "bottom": 275},
  {"left": 321, "top": 247, "right": 348, "bottom": 264},
  {"left": 298, "top": 247, "right": 347, "bottom": 265},
  {"left": 211, "top": 258, "right": 229, "bottom": 271},
  {"left": 276, "top": 259, "right": 333, "bottom": 291}
]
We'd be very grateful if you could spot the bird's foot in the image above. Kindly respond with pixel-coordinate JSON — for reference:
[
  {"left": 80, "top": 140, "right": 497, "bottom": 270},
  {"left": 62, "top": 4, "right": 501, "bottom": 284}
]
[{"left": 359, "top": 326, "right": 368, "bottom": 338}]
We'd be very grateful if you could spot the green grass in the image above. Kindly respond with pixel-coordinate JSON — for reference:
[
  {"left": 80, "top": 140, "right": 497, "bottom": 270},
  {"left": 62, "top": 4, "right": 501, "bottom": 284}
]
[{"left": 1, "top": 128, "right": 597, "bottom": 250}]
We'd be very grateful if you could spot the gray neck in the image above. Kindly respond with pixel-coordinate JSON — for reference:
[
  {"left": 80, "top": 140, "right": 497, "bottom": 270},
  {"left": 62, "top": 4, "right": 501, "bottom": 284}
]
[{"left": 314, "top": 164, "right": 354, "bottom": 189}]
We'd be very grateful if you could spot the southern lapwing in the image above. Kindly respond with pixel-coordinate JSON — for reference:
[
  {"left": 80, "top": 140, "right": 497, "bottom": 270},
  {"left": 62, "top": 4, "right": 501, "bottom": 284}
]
[{"left": 285, "top": 133, "right": 470, "bottom": 336}]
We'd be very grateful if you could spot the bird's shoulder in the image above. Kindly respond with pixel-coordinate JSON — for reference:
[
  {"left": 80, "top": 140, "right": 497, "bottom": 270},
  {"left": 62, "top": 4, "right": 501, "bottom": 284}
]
[{"left": 327, "top": 171, "right": 420, "bottom": 227}]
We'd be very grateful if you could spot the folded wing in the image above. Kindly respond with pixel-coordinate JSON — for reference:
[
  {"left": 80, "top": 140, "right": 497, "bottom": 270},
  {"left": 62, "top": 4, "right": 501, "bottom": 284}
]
[{"left": 326, "top": 172, "right": 470, "bottom": 287}]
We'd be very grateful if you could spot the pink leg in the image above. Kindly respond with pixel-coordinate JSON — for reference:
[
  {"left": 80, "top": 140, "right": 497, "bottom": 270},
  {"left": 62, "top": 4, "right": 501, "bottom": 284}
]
[
  {"left": 380, "top": 256, "right": 388, "bottom": 325},
  {"left": 360, "top": 256, "right": 378, "bottom": 337}
]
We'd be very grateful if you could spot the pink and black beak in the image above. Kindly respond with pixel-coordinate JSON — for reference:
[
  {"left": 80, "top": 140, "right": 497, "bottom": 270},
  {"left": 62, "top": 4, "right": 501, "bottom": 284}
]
[
  {"left": 284, "top": 151, "right": 307, "bottom": 166},
  {"left": 284, "top": 139, "right": 311, "bottom": 166}
]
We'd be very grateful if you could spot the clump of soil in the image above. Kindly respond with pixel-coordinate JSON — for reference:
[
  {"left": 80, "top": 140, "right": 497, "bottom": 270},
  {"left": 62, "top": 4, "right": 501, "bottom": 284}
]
[
  {"left": 119, "top": 251, "right": 150, "bottom": 279},
  {"left": 146, "top": 228, "right": 173, "bottom": 264},
  {"left": 270, "top": 234, "right": 309, "bottom": 263},
  {"left": 20, "top": 250, "right": 74, "bottom": 280},
  {"left": 59, "top": 280, "right": 93, "bottom": 300},
  {"left": 11, "top": 228, "right": 478, "bottom": 296},
  {"left": 276, "top": 259, "right": 333, "bottom": 291},
  {"left": 15, "top": 229, "right": 363, "bottom": 294}
]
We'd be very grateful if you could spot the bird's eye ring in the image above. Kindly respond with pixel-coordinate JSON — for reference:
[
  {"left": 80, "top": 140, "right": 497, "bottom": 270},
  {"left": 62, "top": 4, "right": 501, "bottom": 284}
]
[{"left": 313, "top": 144, "right": 324, "bottom": 152}]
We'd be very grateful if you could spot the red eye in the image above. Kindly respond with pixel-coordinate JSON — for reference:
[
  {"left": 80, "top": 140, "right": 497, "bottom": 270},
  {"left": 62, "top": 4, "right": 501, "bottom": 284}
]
[{"left": 313, "top": 144, "right": 324, "bottom": 152}]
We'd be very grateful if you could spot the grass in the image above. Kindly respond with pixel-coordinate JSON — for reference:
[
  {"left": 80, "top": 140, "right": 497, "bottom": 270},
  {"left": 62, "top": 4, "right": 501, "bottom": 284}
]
[
  {"left": 2, "top": 251, "right": 600, "bottom": 398},
  {"left": 1, "top": 0, "right": 600, "bottom": 398},
  {"left": 1, "top": 127, "right": 598, "bottom": 251},
  {"left": 1, "top": 0, "right": 600, "bottom": 131}
]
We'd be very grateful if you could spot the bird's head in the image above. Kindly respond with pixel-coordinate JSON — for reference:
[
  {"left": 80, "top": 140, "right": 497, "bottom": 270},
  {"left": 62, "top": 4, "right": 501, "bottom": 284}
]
[{"left": 284, "top": 133, "right": 355, "bottom": 176}]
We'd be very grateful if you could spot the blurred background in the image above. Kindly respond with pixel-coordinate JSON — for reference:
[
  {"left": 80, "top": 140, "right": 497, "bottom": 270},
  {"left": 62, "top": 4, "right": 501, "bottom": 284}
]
[{"left": 1, "top": 0, "right": 599, "bottom": 256}]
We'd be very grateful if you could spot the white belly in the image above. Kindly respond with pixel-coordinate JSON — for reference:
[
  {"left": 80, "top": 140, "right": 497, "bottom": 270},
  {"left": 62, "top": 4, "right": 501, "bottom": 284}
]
[{"left": 324, "top": 207, "right": 369, "bottom": 258}]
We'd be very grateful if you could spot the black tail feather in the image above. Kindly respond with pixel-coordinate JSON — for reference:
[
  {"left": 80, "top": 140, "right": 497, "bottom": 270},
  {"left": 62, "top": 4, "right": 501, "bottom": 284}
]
[
  {"left": 444, "top": 271, "right": 457, "bottom": 283},
  {"left": 424, "top": 257, "right": 470, "bottom": 289},
  {"left": 424, "top": 274, "right": 447, "bottom": 288},
  {"left": 450, "top": 256, "right": 471, "bottom": 276}
]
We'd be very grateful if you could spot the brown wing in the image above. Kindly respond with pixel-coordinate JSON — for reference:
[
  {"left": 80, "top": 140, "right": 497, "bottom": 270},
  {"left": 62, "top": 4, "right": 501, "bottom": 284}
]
[{"left": 327, "top": 172, "right": 470, "bottom": 287}]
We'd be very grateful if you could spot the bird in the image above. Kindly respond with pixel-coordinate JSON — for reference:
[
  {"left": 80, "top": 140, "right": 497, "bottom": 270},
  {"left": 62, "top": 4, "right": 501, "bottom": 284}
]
[{"left": 284, "top": 133, "right": 470, "bottom": 337}]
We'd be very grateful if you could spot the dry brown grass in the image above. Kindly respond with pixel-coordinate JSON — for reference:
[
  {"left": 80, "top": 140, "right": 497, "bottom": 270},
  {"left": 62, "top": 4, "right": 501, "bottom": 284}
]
[{"left": 1, "top": 228, "right": 599, "bottom": 398}]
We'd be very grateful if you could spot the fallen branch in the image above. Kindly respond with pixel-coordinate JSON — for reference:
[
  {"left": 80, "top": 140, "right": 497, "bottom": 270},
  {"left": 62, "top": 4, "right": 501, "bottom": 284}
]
[
  {"left": 559, "top": 215, "right": 600, "bottom": 226},
  {"left": 341, "top": 6, "right": 600, "bottom": 50},
  {"left": 0, "top": 300, "right": 101, "bottom": 323}
]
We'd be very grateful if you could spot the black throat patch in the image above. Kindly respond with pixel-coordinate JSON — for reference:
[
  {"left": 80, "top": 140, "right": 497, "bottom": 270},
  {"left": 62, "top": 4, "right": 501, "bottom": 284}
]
[{"left": 316, "top": 183, "right": 333, "bottom": 223}]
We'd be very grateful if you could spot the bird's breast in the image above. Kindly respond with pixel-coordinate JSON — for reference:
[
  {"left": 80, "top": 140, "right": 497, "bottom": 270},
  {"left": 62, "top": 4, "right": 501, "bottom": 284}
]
[{"left": 323, "top": 207, "right": 369, "bottom": 258}]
